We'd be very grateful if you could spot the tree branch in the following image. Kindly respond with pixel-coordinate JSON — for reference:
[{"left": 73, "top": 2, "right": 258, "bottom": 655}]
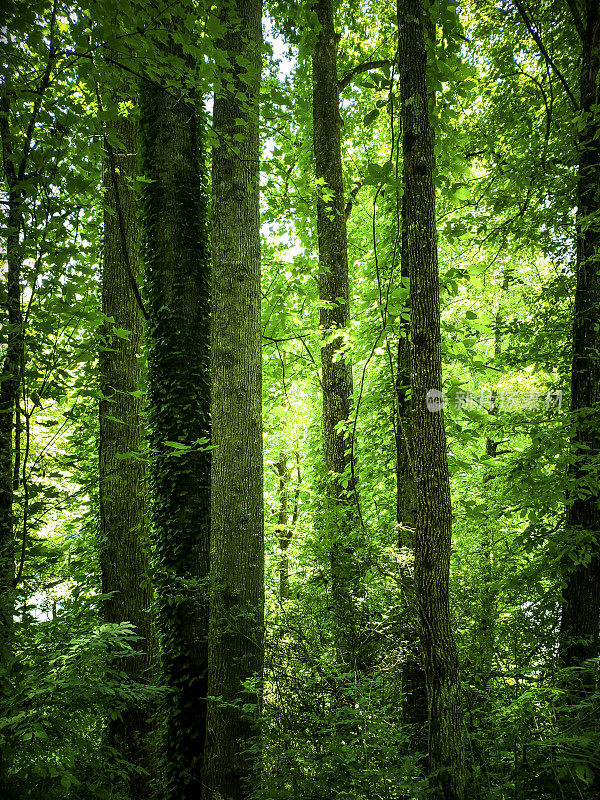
[
  {"left": 513, "top": 0, "right": 578, "bottom": 110},
  {"left": 339, "top": 59, "right": 391, "bottom": 91}
]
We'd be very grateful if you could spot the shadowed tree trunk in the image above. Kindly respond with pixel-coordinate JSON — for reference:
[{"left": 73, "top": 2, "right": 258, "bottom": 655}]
[
  {"left": 99, "top": 105, "right": 155, "bottom": 797},
  {"left": 398, "top": 0, "right": 465, "bottom": 796},
  {"left": 558, "top": 1, "right": 600, "bottom": 683},
  {"left": 140, "top": 21, "right": 211, "bottom": 797},
  {"left": 396, "top": 219, "right": 427, "bottom": 751},
  {"left": 0, "top": 95, "right": 22, "bottom": 790},
  {"left": 203, "top": 0, "right": 264, "bottom": 797},
  {"left": 312, "top": 0, "right": 367, "bottom": 671}
]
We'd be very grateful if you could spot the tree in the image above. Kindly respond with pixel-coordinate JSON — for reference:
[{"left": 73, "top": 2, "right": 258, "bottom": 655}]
[
  {"left": 98, "top": 85, "right": 155, "bottom": 793},
  {"left": 557, "top": 0, "right": 600, "bottom": 679},
  {"left": 398, "top": 0, "right": 465, "bottom": 795},
  {"left": 273, "top": 451, "right": 301, "bottom": 601},
  {"left": 140, "top": 11, "right": 211, "bottom": 796},
  {"left": 312, "top": 0, "right": 364, "bottom": 670},
  {"left": 203, "top": 0, "right": 264, "bottom": 796},
  {"left": 0, "top": 4, "right": 58, "bottom": 785}
]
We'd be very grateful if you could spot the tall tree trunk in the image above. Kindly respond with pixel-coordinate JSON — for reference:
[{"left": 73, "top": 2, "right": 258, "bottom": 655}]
[
  {"left": 559, "top": 3, "right": 600, "bottom": 681},
  {"left": 203, "top": 0, "right": 264, "bottom": 797},
  {"left": 398, "top": 0, "right": 465, "bottom": 796},
  {"left": 99, "top": 108, "right": 155, "bottom": 797},
  {"left": 140, "top": 27, "right": 211, "bottom": 798},
  {"left": 396, "top": 216, "right": 427, "bottom": 749},
  {"left": 312, "top": 0, "right": 366, "bottom": 670},
  {"left": 0, "top": 100, "right": 21, "bottom": 787}
]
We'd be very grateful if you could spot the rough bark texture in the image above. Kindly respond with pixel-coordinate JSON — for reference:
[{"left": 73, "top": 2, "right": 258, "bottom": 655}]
[
  {"left": 397, "top": 217, "right": 427, "bottom": 750},
  {"left": 204, "top": 0, "right": 264, "bottom": 797},
  {"left": 312, "top": 0, "right": 366, "bottom": 670},
  {"left": 0, "top": 102, "right": 20, "bottom": 788},
  {"left": 140, "top": 40, "right": 211, "bottom": 799},
  {"left": 0, "top": 190, "right": 19, "bottom": 653},
  {"left": 398, "top": 0, "right": 465, "bottom": 796},
  {"left": 559, "top": 3, "right": 600, "bottom": 679},
  {"left": 99, "top": 112, "right": 155, "bottom": 797}
]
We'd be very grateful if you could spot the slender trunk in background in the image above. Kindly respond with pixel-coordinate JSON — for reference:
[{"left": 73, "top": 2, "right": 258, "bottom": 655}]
[
  {"left": 99, "top": 108, "right": 155, "bottom": 797},
  {"left": 476, "top": 271, "right": 509, "bottom": 696},
  {"left": 312, "top": 0, "right": 366, "bottom": 671},
  {"left": 140, "top": 24, "right": 211, "bottom": 797},
  {"left": 204, "top": 0, "right": 264, "bottom": 796},
  {"left": 274, "top": 452, "right": 301, "bottom": 601},
  {"left": 398, "top": 0, "right": 465, "bottom": 796},
  {"left": 558, "top": 5, "right": 600, "bottom": 682}
]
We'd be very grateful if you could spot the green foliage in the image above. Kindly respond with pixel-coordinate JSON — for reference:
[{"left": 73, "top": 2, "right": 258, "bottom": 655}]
[
  {"left": 1, "top": 607, "right": 162, "bottom": 800},
  {"left": 1, "top": 1, "right": 599, "bottom": 799}
]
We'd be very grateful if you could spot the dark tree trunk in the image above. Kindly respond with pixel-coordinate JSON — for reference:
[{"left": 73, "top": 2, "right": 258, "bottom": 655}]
[
  {"left": 559, "top": 3, "right": 600, "bottom": 680},
  {"left": 99, "top": 109, "right": 155, "bottom": 797},
  {"left": 0, "top": 94, "right": 24, "bottom": 790},
  {"left": 396, "top": 247, "right": 427, "bottom": 750},
  {"left": 0, "top": 191, "right": 19, "bottom": 654},
  {"left": 312, "top": 0, "right": 366, "bottom": 670},
  {"left": 203, "top": 0, "right": 264, "bottom": 797},
  {"left": 398, "top": 0, "right": 465, "bottom": 796},
  {"left": 140, "top": 30, "right": 211, "bottom": 799}
]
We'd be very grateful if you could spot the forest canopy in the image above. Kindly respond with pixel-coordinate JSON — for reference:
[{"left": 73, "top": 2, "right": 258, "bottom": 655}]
[{"left": 0, "top": 0, "right": 599, "bottom": 799}]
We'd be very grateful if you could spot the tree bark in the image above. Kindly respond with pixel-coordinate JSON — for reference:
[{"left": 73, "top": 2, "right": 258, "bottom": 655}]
[
  {"left": 398, "top": 0, "right": 465, "bottom": 796},
  {"left": 396, "top": 224, "right": 427, "bottom": 750},
  {"left": 558, "top": 4, "right": 600, "bottom": 681},
  {"left": 140, "top": 30, "right": 211, "bottom": 798},
  {"left": 99, "top": 108, "right": 155, "bottom": 797},
  {"left": 204, "top": 0, "right": 264, "bottom": 797},
  {"left": 312, "top": 0, "right": 366, "bottom": 671},
  {"left": 0, "top": 98, "right": 21, "bottom": 789}
]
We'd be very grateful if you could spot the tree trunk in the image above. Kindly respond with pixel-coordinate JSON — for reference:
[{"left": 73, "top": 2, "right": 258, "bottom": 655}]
[
  {"left": 203, "top": 0, "right": 264, "bottom": 797},
  {"left": 396, "top": 243, "right": 427, "bottom": 750},
  {"left": 398, "top": 0, "right": 465, "bottom": 796},
  {"left": 312, "top": 0, "right": 366, "bottom": 671},
  {"left": 0, "top": 102, "right": 21, "bottom": 787},
  {"left": 559, "top": 4, "right": 600, "bottom": 682},
  {"left": 99, "top": 108, "right": 155, "bottom": 797},
  {"left": 140, "top": 33, "right": 211, "bottom": 798},
  {"left": 476, "top": 272, "right": 508, "bottom": 696},
  {"left": 274, "top": 452, "right": 301, "bottom": 601}
]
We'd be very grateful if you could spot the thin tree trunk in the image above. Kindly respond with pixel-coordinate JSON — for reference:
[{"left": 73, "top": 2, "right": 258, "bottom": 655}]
[
  {"left": 274, "top": 452, "right": 301, "bottom": 601},
  {"left": 559, "top": 4, "right": 600, "bottom": 681},
  {"left": 140, "top": 30, "right": 211, "bottom": 798},
  {"left": 398, "top": 0, "right": 465, "bottom": 796},
  {"left": 312, "top": 0, "right": 366, "bottom": 671},
  {"left": 476, "top": 272, "right": 508, "bottom": 696},
  {"left": 99, "top": 109, "right": 155, "bottom": 797},
  {"left": 204, "top": 0, "right": 264, "bottom": 797}
]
